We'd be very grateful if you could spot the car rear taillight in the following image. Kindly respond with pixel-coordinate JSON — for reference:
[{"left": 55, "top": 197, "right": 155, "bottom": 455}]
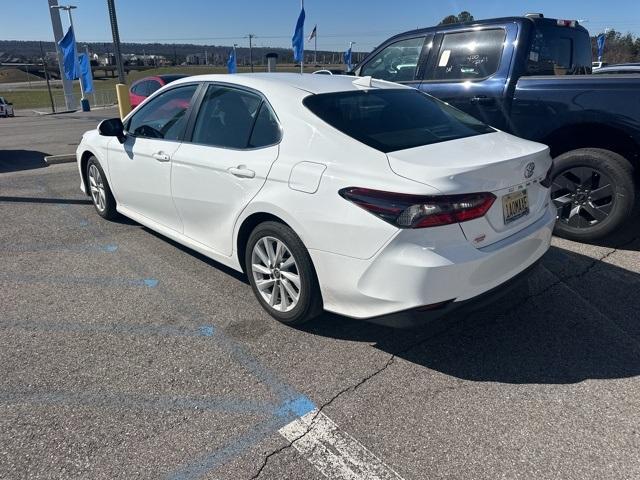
[
  {"left": 540, "top": 163, "right": 554, "bottom": 188},
  {"left": 339, "top": 187, "right": 496, "bottom": 229}
]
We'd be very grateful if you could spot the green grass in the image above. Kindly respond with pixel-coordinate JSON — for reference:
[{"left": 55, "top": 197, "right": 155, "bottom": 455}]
[{"left": 6, "top": 64, "right": 344, "bottom": 110}]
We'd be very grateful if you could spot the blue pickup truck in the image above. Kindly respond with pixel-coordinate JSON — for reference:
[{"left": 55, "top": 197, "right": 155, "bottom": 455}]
[{"left": 353, "top": 14, "right": 640, "bottom": 242}]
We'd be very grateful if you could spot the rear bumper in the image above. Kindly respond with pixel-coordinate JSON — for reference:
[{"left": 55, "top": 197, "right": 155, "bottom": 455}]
[
  {"left": 309, "top": 205, "right": 555, "bottom": 323},
  {"left": 364, "top": 259, "right": 540, "bottom": 328}
]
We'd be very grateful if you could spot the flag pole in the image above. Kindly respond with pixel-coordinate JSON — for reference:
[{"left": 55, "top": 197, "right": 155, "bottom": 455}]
[
  {"left": 300, "top": 0, "right": 304, "bottom": 74},
  {"left": 314, "top": 25, "right": 317, "bottom": 65}
]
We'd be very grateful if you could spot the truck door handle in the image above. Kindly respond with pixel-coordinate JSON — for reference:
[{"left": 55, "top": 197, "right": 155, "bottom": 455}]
[
  {"left": 228, "top": 166, "right": 256, "bottom": 178},
  {"left": 152, "top": 151, "right": 171, "bottom": 162},
  {"left": 470, "top": 95, "right": 495, "bottom": 105}
]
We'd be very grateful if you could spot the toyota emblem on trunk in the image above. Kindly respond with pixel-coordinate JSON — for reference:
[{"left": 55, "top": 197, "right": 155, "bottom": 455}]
[{"left": 524, "top": 162, "right": 535, "bottom": 178}]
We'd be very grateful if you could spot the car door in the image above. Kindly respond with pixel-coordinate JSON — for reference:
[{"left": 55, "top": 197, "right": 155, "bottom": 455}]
[
  {"left": 418, "top": 26, "right": 517, "bottom": 130},
  {"left": 170, "top": 84, "right": 281, "bottom": 256},
  {"left": 357, "top": 35, "right": 433, "bottom": 86},
  {"left": 107, "top": 82, "right": 200, "bottom": 232}
]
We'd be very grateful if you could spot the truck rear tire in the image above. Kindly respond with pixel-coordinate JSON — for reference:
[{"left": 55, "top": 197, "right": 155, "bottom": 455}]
[{"left": 550, "top": 148, "right": 635, "bottom": 242}]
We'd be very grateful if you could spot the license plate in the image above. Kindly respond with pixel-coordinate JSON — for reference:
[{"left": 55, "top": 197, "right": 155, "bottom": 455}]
[{"left": 502, "top": 190, "right": 529, "bottom": 224}]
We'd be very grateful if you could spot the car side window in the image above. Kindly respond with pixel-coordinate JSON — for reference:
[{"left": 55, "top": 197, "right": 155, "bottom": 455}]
[
  {"left": 131, "top": 82, "right": 145, "bottom": 96},
  {"left": 360, "top": 37, "right": 427, "bottom": 82},
  {"left": 126, "top": 84, "right": 198, "bottom": 141},
  {"left": 248, "top": 103, "right": 281, "bottom": 148},
  {"left": 191, "top": 85, "right": 262, "bottom": 149},
  {"left": 147, "top": 80, "right": 162, "bottom": 95},
  {"left": 430, "top": 29, "right": 505, "bottom": 81}
]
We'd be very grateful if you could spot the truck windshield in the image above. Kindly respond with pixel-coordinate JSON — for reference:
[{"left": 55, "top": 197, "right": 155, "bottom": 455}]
[{"left": 304, "top": 89, "right": 494, "bottom": 153}]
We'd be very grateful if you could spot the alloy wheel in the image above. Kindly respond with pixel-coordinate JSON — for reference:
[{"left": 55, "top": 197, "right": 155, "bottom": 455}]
[
  {"left": 88, "top": 164, "right": 107, "bottom": 213},
  {"left": 251, "top": 236, "right": 301, "bottom": 312},
  {"left": 551, "top": 166, "right": 614, "bottom": 228}
]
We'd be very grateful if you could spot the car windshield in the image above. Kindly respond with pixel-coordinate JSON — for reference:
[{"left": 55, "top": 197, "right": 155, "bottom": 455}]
[{"left": 303, "top": 89, "right": 494, "bottom": 153}]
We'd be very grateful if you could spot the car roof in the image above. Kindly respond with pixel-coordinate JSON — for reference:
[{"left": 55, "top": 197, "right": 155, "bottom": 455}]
[
  {"left": 170, "top": 72, "right": 413, "bottom": 95},
  {"left": 157, "top": 74, "right": 188, "bottom": 82},
  {"left": 594, "top": 65, "right": 640, "bottom": 72}
]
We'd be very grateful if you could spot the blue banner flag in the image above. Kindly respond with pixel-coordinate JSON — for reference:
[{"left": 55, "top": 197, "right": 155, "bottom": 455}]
[
  {"left": 597, "top": 33, "right": 606, "bottom": 62},
  {"left": 58, "top": 26, "right": 79, "bottom": 80},
  {"left": 78, "top": 53, "right": 94, "bottom": 94},
  {"left": 291, "top": 6, "right": 305, "bottom": 63},
  {"left": 227, "top": 48, "right": 237, "bottom": 74},
  {"left": 344, "top": 45, "right": 353, "bottom": 70}
]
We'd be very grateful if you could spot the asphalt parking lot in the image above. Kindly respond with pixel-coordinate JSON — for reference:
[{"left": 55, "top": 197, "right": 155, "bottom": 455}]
[{"left": 1, "top": 111, "right": 640, "bottom": 480}]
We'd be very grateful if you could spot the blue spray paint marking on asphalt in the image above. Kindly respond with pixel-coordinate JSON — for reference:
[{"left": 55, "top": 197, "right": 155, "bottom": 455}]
[
  {"left": 0, "top": 243, "right": 118, "bottom": 253},
  {"left": 199, "top": 325, "right": 214, "bottom": 337},
  {"left": 276, "top": 395, "right": 316, "bottom": 418},
  {"left": 0, "top": 390, "right": 277, "bottom": 415},
  {"left": 2, "top": 319, "right": 214, "bottom": 339},
  {"left": 0, "top": 273, "right": 158, "bottom": 288},
  {"left": 167, "top": 395, "right": 317, "bottom": 480}
]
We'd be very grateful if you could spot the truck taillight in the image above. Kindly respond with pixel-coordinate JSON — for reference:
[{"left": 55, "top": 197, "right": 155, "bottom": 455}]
[
  {"left": 339, "top": 187, "right": 496, "bottom": 229},
  {"left": 557, "top": 19, "right": 577, "bottom": 27}
]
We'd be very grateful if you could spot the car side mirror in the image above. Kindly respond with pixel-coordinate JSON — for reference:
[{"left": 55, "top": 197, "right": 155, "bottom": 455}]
[
  {"left": 98, "top": 118, "right": 126, "bottom": 143},
  {"left": 7, "top": 102, "right": 12, "bottom": 106}
]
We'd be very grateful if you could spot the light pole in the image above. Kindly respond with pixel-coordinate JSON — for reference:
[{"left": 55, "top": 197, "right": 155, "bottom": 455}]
[{"left": 50, "top": 4, "right": 85, "bottom": 103}]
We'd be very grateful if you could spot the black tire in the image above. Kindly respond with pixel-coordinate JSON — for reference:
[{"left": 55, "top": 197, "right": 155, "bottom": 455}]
[
  {"left": 245, "top": 221, "right": 323, "bottom": 325},
  {"left": 551, "top": 148, "right": 635, "bottom": 242},
  {"left": 86, "top": 157, "right": 118, "bottom": 220}
]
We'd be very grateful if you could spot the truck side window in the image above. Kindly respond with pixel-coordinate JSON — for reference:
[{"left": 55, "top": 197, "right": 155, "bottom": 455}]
[
  {"left": 360, "top": 37, "right": 427, "bottom": 82},
  {"left": 526, "top": 28, "right": 576, "bottom": 75},
  {"left": 431, "top": 29, "right": 505, "bottom": 81}
]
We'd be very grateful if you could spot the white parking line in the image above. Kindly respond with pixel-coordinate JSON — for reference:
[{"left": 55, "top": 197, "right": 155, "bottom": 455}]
[{"left": 279, "top": 409, "right": 405, "bottom": 480}]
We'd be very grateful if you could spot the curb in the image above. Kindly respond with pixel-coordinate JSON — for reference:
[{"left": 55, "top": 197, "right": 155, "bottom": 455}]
[{"left": 44, "top": 154, "right": 76, "bottom": 165}]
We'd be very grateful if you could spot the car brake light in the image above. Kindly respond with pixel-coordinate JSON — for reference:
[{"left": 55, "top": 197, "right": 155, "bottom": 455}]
[
  {"left": 339, "top": 187, "right": 496, "bottom": 228},
  {"left": 540, "top": 162, "right": 554, "bottom": 188},
  {"left": 557, "top": 19, "right": 576, "bottom": 27}
]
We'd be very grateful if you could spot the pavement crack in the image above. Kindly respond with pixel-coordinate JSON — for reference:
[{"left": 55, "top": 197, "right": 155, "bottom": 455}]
[{"left": 248, "top": 354, "right": 397, "bottom": 480}]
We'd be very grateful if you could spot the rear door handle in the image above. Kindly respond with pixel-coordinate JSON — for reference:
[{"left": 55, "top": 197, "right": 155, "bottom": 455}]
[
  {"left": 228, "top": 166, "right": 256, "bottom": 178},
  {"left": 152, "top": 151, "right": 171, "bottom": 162},
  {"left": 470, "top": 95, "right": 495, "bottom": 105}
]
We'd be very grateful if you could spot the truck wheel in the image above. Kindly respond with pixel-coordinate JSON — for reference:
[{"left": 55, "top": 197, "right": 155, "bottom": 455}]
[{"left": 550, "top": 148, "right": 635, "bottom": 242}]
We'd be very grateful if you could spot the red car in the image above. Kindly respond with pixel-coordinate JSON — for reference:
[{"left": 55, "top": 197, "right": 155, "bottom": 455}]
[{"left": 129, "top": 74, "right": 187, "bottom": 109}]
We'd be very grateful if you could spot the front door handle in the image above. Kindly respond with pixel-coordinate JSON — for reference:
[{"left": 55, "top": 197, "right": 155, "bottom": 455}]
[
  {"left": 470, "top": 95, "right": 495, "bottom": 105},
  {"left": 152, "top": 151, "right": 171, "bottom": 162},
  {"left": 228, "top": 166, "right": 256, "bottom": 178}
]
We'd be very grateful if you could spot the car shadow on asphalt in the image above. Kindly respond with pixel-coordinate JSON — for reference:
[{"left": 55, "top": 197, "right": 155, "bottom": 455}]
[
  {"left": 299, "top": 244, "right": 640, "bottom": 384},
  {"left": 0, "top": 150, "right": 49, "bottom": 173}
]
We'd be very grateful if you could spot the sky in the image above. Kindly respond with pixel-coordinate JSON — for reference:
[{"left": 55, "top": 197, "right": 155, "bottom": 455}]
[{"left": 3, "top": 0, "right": 640, "bottom": 51}]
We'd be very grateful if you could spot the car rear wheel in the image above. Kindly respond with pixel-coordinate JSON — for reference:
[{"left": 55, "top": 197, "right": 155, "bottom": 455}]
[
  {"left": 86, "top": 157, "right": 118, "bottom": 220},
  {"left": 245, "top": 221, "right": 322, "bottom": 325},
  {"left": 551, "top": 148, "right": 635, "bottom": 242}
]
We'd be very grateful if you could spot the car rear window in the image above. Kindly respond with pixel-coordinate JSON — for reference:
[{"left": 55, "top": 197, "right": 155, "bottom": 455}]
[{"left": 303, "top": 89, "right": 494, "bottom": 153}]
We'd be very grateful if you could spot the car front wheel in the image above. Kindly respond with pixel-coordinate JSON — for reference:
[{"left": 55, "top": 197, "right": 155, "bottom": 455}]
[
  {"left": 86, "top": 157, "right": 118, "bottom": 220},
  {"left": 245, "top": 221, "right": 322, "bottom": 325},
  {"left": 551, "top": 148, "right": 635, "bottom": 242}
]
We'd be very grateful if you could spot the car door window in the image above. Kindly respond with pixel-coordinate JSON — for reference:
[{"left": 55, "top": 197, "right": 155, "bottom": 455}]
[
  {"left": 191, "top": 85, "right": 262, "bottom": 149},
  {"left": 360, "top": 37, "right": 427, "bottom": 82},
  {"left": 430, "top": 29, "right": 505, "bottom": 81},
  {"left": 126, "top": 84, "right": 198, "bottom": 140}
]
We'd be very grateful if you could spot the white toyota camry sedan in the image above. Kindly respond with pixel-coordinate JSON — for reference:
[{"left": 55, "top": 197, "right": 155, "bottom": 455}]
[{"left": 76, "top": 73, "right": 555, "bottom": 327}]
